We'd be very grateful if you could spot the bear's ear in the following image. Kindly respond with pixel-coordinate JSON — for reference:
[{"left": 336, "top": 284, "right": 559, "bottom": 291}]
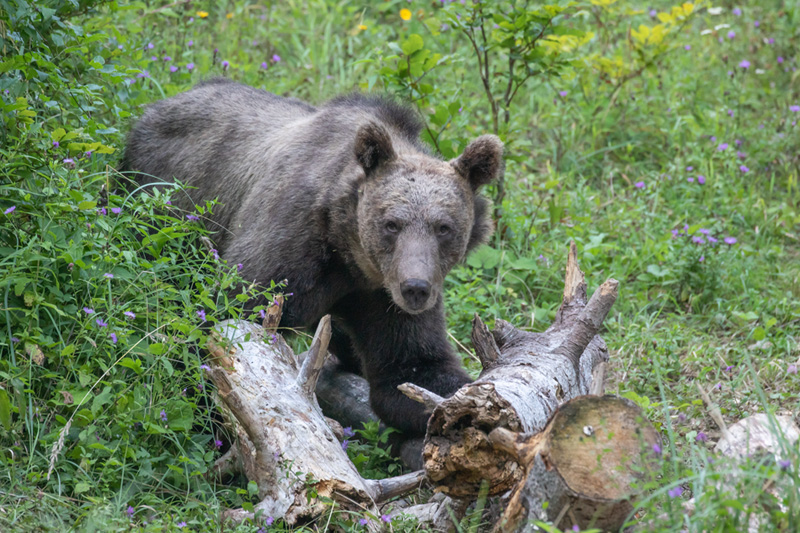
[
  {"left": 451, "top": 135, "right": 504, "bottom": 191},
  {"left": 354, "top": 122, "right": 396, "bottom": 175}
]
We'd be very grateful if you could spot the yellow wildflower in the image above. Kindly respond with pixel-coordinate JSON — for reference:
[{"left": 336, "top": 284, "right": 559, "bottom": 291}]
[
  {"left": 400, "top": 8, "right": 411, "bottom": 21},
  {"left": 226, "top": 12, "right": 233, "bottom": 19},
  {"left": 358, "top": 24, "right": 367, "bottom": 30},
  {"left": 196, "top": 10, "right": 208, "bottom": 18}
]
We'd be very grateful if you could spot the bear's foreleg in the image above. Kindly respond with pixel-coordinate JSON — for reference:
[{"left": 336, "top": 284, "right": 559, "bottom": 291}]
[{"left": 333, "top": 292, "right": 472, "bottom": 436}]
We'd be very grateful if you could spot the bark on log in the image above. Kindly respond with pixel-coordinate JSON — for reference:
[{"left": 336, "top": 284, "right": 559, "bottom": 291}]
[
  {"left": 204, "top": 305, "right": 425, "bottom": 526},
  {"left": 418, "top": 242, "right": 619, "bottom": 500}
]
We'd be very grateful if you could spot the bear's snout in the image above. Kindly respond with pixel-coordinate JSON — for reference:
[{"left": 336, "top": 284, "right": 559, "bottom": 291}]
[{"left": 400, "top": 278, "right": 432, "bottom": 311}]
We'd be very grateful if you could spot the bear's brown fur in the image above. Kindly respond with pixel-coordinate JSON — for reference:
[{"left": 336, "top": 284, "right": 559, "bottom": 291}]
[{"left": 121, "top": 79, "right": 503, "bottom": 435}]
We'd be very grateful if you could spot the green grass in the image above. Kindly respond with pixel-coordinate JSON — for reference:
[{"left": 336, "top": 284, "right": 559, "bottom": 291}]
[{"left": 1, "top": 0, "right": 799, "bottom": 531}]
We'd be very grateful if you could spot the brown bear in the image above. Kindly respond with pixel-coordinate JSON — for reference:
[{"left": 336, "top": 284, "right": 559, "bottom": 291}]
[{"left": 121, "top": 78, "right": 503, "bottom": 435}]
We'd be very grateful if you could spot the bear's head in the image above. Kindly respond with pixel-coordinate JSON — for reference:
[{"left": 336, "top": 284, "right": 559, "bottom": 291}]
[{"left": 353, "top": 122, "right": 503, "bottom": 315}]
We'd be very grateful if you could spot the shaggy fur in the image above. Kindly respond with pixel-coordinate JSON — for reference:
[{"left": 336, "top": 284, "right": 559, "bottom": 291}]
[{"left": 121, "top": 79, "right": 504, "bottom": 435}]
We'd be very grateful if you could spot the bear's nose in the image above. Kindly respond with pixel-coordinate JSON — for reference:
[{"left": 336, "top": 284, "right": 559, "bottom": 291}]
[{"left": 401, "top": 278, "right": 431, "bottom": 310}]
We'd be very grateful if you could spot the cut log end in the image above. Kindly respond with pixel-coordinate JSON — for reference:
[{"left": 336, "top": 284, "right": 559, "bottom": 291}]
[{"left": 499, "top": 395, "right": 661, "bottom": 532}]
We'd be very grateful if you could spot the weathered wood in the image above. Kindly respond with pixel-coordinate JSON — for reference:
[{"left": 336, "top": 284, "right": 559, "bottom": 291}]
[
  {"left": 297, "top": 314, "right": 332, "bottom": 396},
  {"left": 205, "top": 317, "right": 424, "bottom": 526},
  {"left": 490, "top": 396, "right": 660, "bottom": 532},
  {"left": 398, "top": 383, "right": 445, "bottom": 413},
  {"left": 420, "top": 243, "right": 617, "bottom": 500},
  {"left": 472, "top": 313, "right": 500, "bottom": 369}
]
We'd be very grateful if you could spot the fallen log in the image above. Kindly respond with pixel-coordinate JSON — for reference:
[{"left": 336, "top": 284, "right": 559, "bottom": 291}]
[
  {"left": 204, "top": 304, "right": 426, "bottom": 526},
  {"left": 399, "top": 242, "right": 659, "bottom": 531}
]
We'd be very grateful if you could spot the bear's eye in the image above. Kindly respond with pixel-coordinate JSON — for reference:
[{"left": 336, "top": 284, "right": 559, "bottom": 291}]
[
  {"left": 384, "top": 221, "right": 400, "bottom": 233},
  {"left": 436, "top": 224, "right": 452, "bottom": 236}
]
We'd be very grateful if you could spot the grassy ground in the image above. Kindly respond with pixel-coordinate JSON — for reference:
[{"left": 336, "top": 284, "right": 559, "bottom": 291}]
[{"left": 1, "top": 0, "right": 799, "bottom": 531}]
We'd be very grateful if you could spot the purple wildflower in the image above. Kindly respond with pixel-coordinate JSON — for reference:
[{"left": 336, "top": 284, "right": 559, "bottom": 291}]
[
  {"left": 790, "top": 105, "right": 800, "bottom": 113},
  {"left": 260, "top": 62, "right": 268, "bottom": 69},
  {"left": 222, "top": 60, "right": 229, "bottom": 69},
  {"left": 259, "top": 309, "right": 266, "bottom": 319},
  {"left": 686, "top": 166, "right": 693, "bottom": 171},
  {"left": 634, "top": 181, "right": 645, "bottom": 189},
  {"left": 559, "top": 90, "right": 568, "bottom": 97},
  {"left": 768, "top": 38, "right": 775, "bottom": 44},
  {"left": 111, "top": 207, "right": 121, "bottom": 214},
  {"left": 186, "top": 62, "right": 195, "bottom": 71},
  {"left": 707, "top": 236, "right": 718, "bottom": 243},
  {"left": 63, "top": 158, "right": 75, "bottom": 168},
  {"left": 359, "top": 518, "right": 369, "bottom": 526},
  {"left": 83, "top": 307, "right": 94, "bottom": 314},
  {"left": 710, "top": 136, "right": 716, "bottom": 142},
  {"left": 737, "top": 150, "right": 746, "bottom": 159},
  {"left": 104, "top": 273, "right": 114, "bottom": 279},
  {"left": 177, "top": 523, "right": 187, "bottom": 528},
  {"left": 572, "top": 526, "right": 580, "bottom": 532},
  {"left": 170, "top": 66, "right": 178, "bottom": 73},
  {"left": 215, "top": 439, "right": 223, "bottom": 449},
  {"left": 341, "top": 440, "right": 349, "bottom": 450},
  {"left": 649, "top": 9, "right": 657, "bottom": 17},
  {"left": 4, "top": 206, "right": 15, "bottom": 215},
  {"left": 697, "top": 175, "right": 706, "bottom": 184},
  {"left": 127, "top": 506, "right": 134, "bottom": 517},
  {"left": 160, "top": 410, "right": 168, "bottom": 422},
  {"left": 96, "top": 318, "right": 108, "bottom": 327},
  {"left": 53, "top": 141, "right": 59, "bottom": 147},
  {"left": 147, "top": 42, "right": 154, "bottom": 49},
  {"left": 735, "top": 139, "right": 742, "bottom": 146},
  {"left": 732, "top": 7, "right": 742, "bottom": 16},
  {"left": 187, "top": 40, "right": 193, "bottom": 47},
  {"left": 779, "top": 459, "right": 792, "bottom": 470},
  {"left": 727, "top": 31, "right": 736, "bottom": 39},
  {"left": 201, "top": 364, "right": 211, "bottom": 371},
  {"left": 668, "top": 486, "right": 683, "bottom": 498},
  {"left": 653, "top": 443, "right": 662, "bottom": 455},
  {"left": 197, "top": 309, "right": 206, "bottom": 322},
  {"left": 699, "top": 255, "right": 705, "bottom": 262},
  {"left": 150, "top": 56, "right": 158, "bottom": 61},
  {"left": 715, "top": 382, "right": 722, "bottom": 390},
  {"left": 671, "top": 229, "right": 679, "bottom": 238},
  {"left": 343, "top": 426, "right": 355, "bottom": 438},
  {"left": 381, "top": 514, "right": 391, "bottom": 523},
  {"left": 110, "top": 333, "right": 118, "bottom": 344},
  {"left": 728, "top": 109, "right": 734, "bottom": 117},
  {"left": 754, "top": 20, "right": 760, "bottom": 27},
  {"left": 265, "top": 516, "right": 274, "bottom": 526},
  {"left": 272, "top": 54, "right": 281, "bottom": 62},
  {"left": 725, "top": 365, "right": 734, "bottom": 372},
  {"left": 136, "top": 71, "right": 150, "bottom": 79},
  {"left": 778, "top": 56, "right": 784, "bottom": 64},
  {"left": 699, "top": 228, "right": 710, "bottom": 235},
  {"left": 788, "top": 364, "right": 798, "bottom": 375},
  {"left": 739, "top": 59, "right": 750, "bottom": 69},
  {"left": 739, "top": 165, "right": 749, "bottom": 173},
  {"left": 98, "top": 207, "right": 107, "bottom": 216},
  {"left": 186, "top": 214, "right": 199, "bottom": 221},
  {"left": 692, "top": 236, "right": 705, "bottom": 244},
  {"left": 687, "top": 177, "right": 695, "bottom": 183},
  {"left": 696, "top": 432, "right": 708, "bottom": 442},
  {"left": 717, "top": 142, "right": 728, "bottom": 151},
  {"left": 11, "top": 337, "right": 20, "bottom": 343},
  {"left": 163, "top": 55, "right": 172, "bottom": 61},
  {"left": 237, "top": 263, "right": 243, "bottom": 271},
  {"left": 684, "top": 44, "right": 691, "bottom": 50},
  {"left": 124, "top": 311, "right": 136, "bottom": 319}
]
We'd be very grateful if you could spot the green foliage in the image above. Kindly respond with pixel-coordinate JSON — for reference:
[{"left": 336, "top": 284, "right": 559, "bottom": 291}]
[{"left": 2, "top": 0, "right": 800, "bottom": 530}]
